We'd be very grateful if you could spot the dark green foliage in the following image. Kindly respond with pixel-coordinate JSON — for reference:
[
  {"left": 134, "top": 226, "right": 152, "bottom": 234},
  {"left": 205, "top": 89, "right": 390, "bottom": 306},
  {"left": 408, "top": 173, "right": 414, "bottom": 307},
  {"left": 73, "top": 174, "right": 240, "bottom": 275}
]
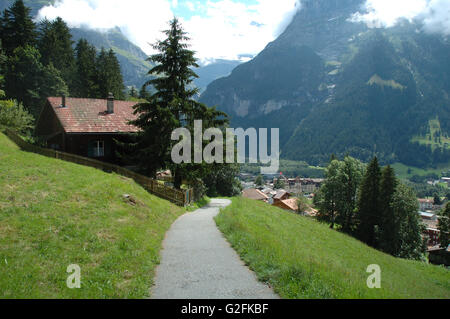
[
  {"left": 274, "top": 178, "right": 285, "bottom": 189},
  {"left": 37, "top": 17, "right": 75, "bottom": 88},
  {"left": 356, "top": 157, "right": 382, "bottom": 247},
  {"left": 315, "top": 156, "right": 364, "bottom": 232},
  {"left": 203, "top": 162, "right": 242, "bottom": 197},
  {"left": 128, "top": 86, "right": 138, "bottom": 99},
  {"left": 255, "top": 175, "right": 264, "bottom": 187},
  {"left": 95, "top": 48, "right": 125, "bottom": 99},
  {"left": 73, "top": 39, "right": 98, "bottom": 98},
  {"left": 124, "top": 19, "right": 234, "bottom": 195},
  {"left": 389, "top": 184, "right": 426, "bottom": 260},
  {"left": 0, "top": 98, "right": 34, "bottom": 134},
  {"left": 0, "top": 0, "right": 36, "bottom": 56},
  {"left": 4, "top": 45, "right": 67, "bottom": 117},
  {"left": 0, "top": 40, "right": 5, "bottom": 92},
  {"left": 433, "top": 194, "right": 442, "bottom": 206},
  {"left": 378, "top": 165, "right": 398, "bottom": 254},
  {"left": 438, "top": 203, "right": 450, "bottom": 249}
]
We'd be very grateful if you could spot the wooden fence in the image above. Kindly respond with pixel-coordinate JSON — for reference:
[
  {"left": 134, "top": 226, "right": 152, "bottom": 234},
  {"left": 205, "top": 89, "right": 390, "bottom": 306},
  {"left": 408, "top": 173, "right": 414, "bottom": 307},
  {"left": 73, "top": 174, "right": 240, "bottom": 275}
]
[{"left": 3, "top": 128, "right": 194, "bottom": 207}]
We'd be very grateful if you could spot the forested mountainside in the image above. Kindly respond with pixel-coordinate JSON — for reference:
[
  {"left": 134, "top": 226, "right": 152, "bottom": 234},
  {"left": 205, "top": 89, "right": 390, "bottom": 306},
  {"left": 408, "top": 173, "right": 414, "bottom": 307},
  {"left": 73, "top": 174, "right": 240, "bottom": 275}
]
[{"left": 200, "top": 0, "right": 450, "bottom": 167}]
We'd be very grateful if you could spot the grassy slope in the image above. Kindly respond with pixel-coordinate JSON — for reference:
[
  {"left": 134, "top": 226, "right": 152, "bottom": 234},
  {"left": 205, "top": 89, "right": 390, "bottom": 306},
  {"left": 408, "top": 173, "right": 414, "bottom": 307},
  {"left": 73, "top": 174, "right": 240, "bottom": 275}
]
[
  {"left": 0, "top": 133, "right": 185, "bottom": 298},
  {"left": 392, "top": 162, "right": 450, "bottom": 180},
  {"left": 411, "top": 118, "right": 450, "bottom": 151},
  {"left": 215, "top": 197, "right": 450, "bottom": 299}
]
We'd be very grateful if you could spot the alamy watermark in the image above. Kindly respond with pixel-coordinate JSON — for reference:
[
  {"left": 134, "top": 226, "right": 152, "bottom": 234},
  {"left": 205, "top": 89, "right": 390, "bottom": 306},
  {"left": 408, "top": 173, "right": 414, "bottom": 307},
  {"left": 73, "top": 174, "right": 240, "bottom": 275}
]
[
  {"left": 366, "top": 264, "right": 381, "bottom": 289},
  {"left": 171, "top": 120, "right": 280, "bottom": 174},
  {"left": 66, "top": 264, "right": 81, "bottom": 289}
]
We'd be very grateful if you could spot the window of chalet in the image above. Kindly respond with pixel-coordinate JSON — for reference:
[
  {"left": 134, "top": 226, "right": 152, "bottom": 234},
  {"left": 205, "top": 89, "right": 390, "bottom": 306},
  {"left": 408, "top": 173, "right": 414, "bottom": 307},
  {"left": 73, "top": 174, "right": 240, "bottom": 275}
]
[{"left": 88, "top": 140, "right": 105, "bottom": 157}]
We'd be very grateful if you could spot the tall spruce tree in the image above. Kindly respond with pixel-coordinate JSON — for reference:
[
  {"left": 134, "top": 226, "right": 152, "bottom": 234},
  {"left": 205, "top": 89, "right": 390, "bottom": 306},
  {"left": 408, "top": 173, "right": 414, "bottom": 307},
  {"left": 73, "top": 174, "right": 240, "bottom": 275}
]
[
  {"left": 0, "top": 0, "right": 36, "bottom": 56},
  {"left": 378, "top": 165, "right": 398, "bottom": 254},
  {"left": 356, "top": 157, "right": 382, "bottom": 247},
  {"left": 74, "top": 39, "right": 98, "bottom": 98},
  {"left": 127, "top": 18, "right": 227, "bottom": 189},
  {"left": 37, "top": 17, "right": 75, "bottom": 89},
  {"left": 95, "top": 48, "right": 125, "bottom": 99}
]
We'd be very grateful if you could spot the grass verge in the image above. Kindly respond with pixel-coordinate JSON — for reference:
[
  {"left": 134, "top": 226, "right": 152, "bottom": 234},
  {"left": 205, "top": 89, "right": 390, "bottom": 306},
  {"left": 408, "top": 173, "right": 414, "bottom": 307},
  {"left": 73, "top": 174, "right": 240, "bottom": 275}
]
[
  {"left": 0, "top": 132, "right": 185, "bottom": 298},
  {"left": 215, "top": 197, "right": 450, "bottom": 299}
]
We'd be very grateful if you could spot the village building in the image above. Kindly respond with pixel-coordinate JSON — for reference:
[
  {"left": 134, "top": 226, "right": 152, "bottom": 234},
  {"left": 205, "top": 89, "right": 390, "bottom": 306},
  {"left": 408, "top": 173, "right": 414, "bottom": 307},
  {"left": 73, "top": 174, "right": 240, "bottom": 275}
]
[
  {"left": 273, "top": 198, "right": 298, "bottom": 212},
  {"left": 273, "top": 190, "right": 290, "bottom": 203},
  {"left": 418, "top": 198, "right": 434, "bottom": 211},
  {"left": 242, "top": 188, "right": 269, "bottom": 202},
  {"left": 35, "top": 95, "right": 138, "bottom": 163},
  {"left": 418, "top": 212, "right": 441, "bottom": 247}
]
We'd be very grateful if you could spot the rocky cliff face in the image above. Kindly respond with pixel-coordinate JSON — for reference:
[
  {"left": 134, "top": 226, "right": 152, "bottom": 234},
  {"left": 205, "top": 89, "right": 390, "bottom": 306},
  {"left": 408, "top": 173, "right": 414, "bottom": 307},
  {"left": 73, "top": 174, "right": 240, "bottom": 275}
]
[{"left": 200, "top": 0, "right": 450, "bottom": 167}]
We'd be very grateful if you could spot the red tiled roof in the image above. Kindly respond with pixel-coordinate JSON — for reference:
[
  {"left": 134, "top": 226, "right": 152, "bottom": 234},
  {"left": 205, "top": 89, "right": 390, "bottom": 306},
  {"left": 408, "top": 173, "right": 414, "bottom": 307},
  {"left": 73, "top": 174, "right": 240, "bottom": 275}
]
[{"left": 47, "top": 97, "right": 139, "bottom": 133}]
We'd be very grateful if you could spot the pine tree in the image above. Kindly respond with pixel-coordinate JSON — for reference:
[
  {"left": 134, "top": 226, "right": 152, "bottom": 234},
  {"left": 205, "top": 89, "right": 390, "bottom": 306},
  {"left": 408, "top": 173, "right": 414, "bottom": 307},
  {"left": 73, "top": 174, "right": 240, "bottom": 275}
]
[
  {"left": 5, "top": 45, "right": 67, "bottom": 117},
  {"left": 126, "top": 18, "right": 227, "bottom": 188},
  {"left": 0, "top": 40, "right": 6, "bottom": 94},
  {"left": 0, "top": 0, "right": 36, "bottom": 56},
  {"left": 74, "top": 39, "right": 97, "bottom": 98},
  {"left": 438, "top": 203, "right": 450, "bottom": 249},
  {"left": 95, "top": 48, "right": 125, "bottom": 99},
  {"left": 356, "top": 157, "right": 382, "bottom": 247},
  {"left": 255, "top": 175, "right": 264, "bottom": 187},
  {"left": 37, "top": 17, "right": 75, "bottom": 89},
  {"left": 378, "top": 165, "right": 398, "bottom": 254}
]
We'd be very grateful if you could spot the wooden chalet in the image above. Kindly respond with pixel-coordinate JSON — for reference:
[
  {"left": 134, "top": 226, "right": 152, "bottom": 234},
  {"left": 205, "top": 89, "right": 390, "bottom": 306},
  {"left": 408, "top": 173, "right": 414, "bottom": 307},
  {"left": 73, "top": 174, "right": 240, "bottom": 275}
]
[{"left": 35, "top": 95, "right": 138, "bottom": 163}]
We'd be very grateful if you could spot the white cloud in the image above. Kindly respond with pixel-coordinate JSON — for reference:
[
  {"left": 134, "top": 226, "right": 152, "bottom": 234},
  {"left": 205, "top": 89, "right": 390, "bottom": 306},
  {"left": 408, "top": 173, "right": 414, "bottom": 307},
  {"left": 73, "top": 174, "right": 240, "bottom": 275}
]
[
  {"left": 37, "top": 0, "right": 300, "bottom": 62},
  {"left": 182, "top": 0, "right": 300, "bottom": 62},
  {"left": 350, "top": 0, "right": 450, "bottom": 35},
  {"left": 37, "top": 0, "right": 174, "bottom": 54}
]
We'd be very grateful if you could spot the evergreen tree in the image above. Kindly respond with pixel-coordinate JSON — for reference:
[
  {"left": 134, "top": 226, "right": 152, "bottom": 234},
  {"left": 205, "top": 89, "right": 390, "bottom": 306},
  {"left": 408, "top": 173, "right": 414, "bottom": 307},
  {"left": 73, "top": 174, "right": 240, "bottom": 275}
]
[
  {"left": 5, "top": 45, "right": 43, "bottom": 115},
  {"left": 126, "top": 18, "right": 227, "bottom": 189},
  {"left": 129, "top": 86, "right": 138, "bottom": 99},
  {"left": 0, "top": 0, "right": 36, "bottom": 56},
  {"left": 5, "top": 45, "right": 67, "bottom": 117},
  {"left": 41, "top": 63, "right": 69, "bottom": 100},
  {"left": 356, "top": 157, "right": 382, "bottom": 247},
  {"left": 378, "top": 165, "right": 399, "bottom": 254},
  {"left": 433, "top": 194, "right": 442, "bottom": 206},
  {"left": 0, "top": 40, "right": 6, "bottom": 94},
  {"left": 391, "top": 183, "right": 426, "bottom": 260},
  {"left": 255, "top": 175, "right": 264, "bottom": 187},
  {"left": 74, "top": 39, "right": 97, "bottom": 98},
  {"left": 438, "top": 203, "right": 450, "bottom": 248},
  {"left": 37, "top": 17, "right": 75, "bottom": 88},
  {"left": 139, "top": 84, "right": 151, "bottom": 100},
  {"left": 95, "top": 48, "right": 125, "bottom": 99}
]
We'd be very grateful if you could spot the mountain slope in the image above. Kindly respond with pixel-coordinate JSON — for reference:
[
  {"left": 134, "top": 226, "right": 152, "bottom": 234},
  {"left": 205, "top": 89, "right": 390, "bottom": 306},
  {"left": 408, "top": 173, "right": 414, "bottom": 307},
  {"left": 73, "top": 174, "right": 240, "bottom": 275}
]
[
  {"left": 70, "top": 27, "right": 152, "bottom": 88},
  {"left": 0, "top": 132, "right": 185, "bottom": 298},
  {"left": 200, "top": 0, "right": 450, "bottom": 167}
]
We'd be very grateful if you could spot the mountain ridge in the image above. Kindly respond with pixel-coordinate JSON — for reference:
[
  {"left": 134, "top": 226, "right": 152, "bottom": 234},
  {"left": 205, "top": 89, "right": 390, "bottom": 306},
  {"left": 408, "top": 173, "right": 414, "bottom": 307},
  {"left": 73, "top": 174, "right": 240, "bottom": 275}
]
[{"left": 200, "top": 0, "right": 450, "bottom": 167}]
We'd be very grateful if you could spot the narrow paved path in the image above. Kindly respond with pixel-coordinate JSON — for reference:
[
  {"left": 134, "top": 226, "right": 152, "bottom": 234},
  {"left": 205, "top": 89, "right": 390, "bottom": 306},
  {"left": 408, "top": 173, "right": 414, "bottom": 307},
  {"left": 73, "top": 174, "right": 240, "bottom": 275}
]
[{"left": 151, "top": 199, "right": 278, "bottom": 299}]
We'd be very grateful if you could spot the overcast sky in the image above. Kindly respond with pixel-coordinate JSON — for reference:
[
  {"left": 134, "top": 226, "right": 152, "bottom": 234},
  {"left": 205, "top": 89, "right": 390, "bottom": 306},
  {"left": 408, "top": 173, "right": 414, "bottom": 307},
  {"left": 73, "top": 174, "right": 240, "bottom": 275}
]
[{"left": 36, "top": 0, "right": 450, "bottom": 63}]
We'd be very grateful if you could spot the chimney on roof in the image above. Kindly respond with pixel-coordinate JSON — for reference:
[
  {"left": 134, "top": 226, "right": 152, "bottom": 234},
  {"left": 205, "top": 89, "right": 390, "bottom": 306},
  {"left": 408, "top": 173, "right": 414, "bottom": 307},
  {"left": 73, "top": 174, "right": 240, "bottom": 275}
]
[
  {"left": 61, "top": 95, "right": 66, "bottom": 108},
  {"left": 107, "top": 92, "right": 114, "bottom": 114}
]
